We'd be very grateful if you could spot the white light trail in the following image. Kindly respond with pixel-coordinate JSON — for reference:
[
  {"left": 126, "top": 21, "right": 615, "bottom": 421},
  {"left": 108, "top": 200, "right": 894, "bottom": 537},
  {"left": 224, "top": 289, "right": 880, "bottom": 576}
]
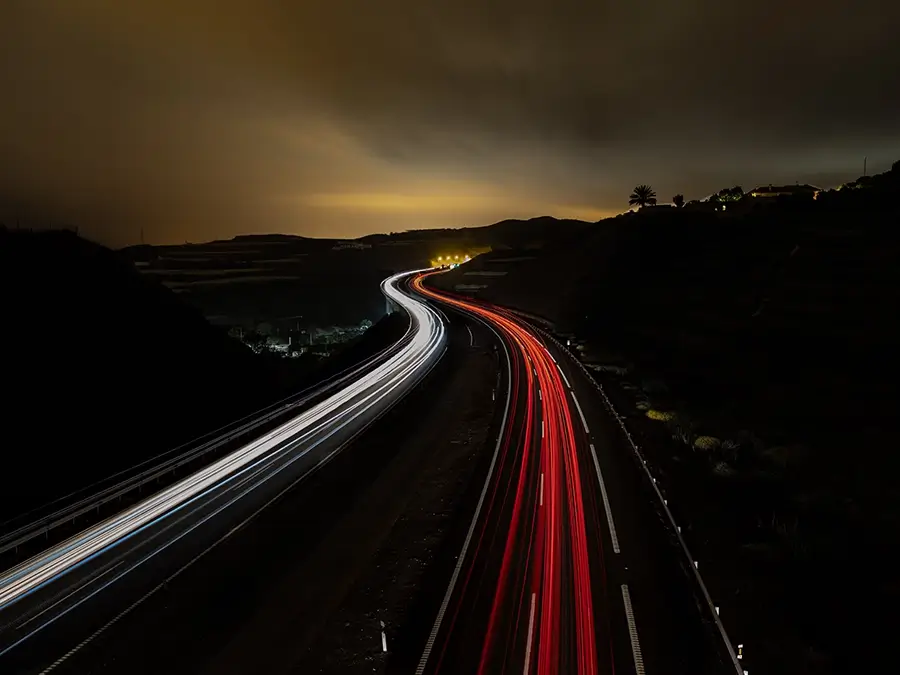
[{"left": 0, "top": 270, "right": 445, "bottom": 612}]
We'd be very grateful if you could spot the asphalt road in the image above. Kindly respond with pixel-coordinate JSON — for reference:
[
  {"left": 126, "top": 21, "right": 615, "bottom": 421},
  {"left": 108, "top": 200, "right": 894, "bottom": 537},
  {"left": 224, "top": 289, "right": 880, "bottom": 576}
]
[
  {"left": 0, "top": 270, "right": 446, "bottom": 675},
  {"left": 412, "top": 274, "right": 732, "bottom": 675}
]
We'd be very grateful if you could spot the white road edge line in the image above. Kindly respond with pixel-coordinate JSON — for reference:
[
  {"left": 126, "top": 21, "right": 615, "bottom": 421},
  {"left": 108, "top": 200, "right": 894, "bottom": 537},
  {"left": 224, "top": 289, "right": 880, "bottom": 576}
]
[
  {"left": 540, "top": 473, "right": 544, "bottom": 507},
  {"left": 571, "top": 392, "right": 589, "bottom": 434},
  {"left": 621, "top": 584, "right": 646, "bottom": 675},
  {"left": 415, "top": 314, "right": 513, "bottom": 675},
  {"left": 523, "top": 592, "right": 537, "bottom": 675},
  {"left": 555, "top": 361, "right": 572, "bottom": 389},
  {"left": 590, "top": 443, "right": 620, "bottom": 554}
]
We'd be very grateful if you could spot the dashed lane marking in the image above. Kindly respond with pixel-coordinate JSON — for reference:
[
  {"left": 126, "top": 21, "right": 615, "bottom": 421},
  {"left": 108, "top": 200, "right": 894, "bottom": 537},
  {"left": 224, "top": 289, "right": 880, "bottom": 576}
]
[
  {"left": 590, "top": 443, "right": 620, "bottom": 554},
  {"left": 571, "top": 392, "right": 590, "bottom": 434},
  {"left": 522, "top": 592, "right": 537, "bottom": 675}
]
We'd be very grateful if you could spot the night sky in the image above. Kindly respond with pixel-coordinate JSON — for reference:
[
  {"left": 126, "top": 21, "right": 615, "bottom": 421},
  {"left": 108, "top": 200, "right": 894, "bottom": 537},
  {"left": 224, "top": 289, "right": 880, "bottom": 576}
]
[{"left": 2, "top": 1, "right": 898, "bottom": 247}]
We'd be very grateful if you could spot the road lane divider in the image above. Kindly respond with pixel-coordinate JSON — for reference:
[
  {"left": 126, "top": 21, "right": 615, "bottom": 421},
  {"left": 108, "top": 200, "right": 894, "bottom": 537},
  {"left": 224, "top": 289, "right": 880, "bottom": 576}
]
[{"left": 589, "top": 444, "right": 620, "bottom": 555}]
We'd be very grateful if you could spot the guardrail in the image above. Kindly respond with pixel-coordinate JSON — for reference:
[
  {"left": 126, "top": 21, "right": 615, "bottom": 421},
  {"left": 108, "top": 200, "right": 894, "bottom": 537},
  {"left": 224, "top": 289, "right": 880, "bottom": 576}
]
[{"left": 0, "top": 331, "right": 412, "bottom": 559}]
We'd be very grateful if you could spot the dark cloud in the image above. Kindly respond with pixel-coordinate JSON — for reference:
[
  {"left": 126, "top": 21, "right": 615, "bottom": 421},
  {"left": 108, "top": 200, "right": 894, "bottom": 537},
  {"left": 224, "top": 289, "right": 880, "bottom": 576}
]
[{"left": 2, "top": 0, "right": 898, "bottom": 246}]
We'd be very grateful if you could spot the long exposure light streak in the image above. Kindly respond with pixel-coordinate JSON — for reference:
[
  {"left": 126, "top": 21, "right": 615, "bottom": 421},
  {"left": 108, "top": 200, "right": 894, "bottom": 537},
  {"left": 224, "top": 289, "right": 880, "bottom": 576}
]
[
  {"left": 0, "top": 270, "right": 445, "bottom": 613},
  {"left": 412, "top": 273, "right": 600, "bottom": 675}
]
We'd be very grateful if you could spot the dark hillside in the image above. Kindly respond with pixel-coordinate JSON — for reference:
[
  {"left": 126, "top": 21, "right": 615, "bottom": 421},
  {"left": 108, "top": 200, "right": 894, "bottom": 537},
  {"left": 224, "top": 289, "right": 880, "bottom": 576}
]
[
  {"left": 573, "top": 176, "right": 900, "bottom": 444},
  {"left": 359, "top": 215, "right": 594, "bottom": 250},
  {"left": 0, "top": 230, "right": 297, "bottom": 519}
]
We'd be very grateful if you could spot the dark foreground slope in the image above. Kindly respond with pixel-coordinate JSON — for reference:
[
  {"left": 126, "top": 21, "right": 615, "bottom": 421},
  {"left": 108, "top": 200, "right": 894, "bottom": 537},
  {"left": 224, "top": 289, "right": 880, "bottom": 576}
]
[
  {"left": 0, "top": 230, "right": 398, "bottom": 521},
  {"left": 430, "top": 164, "right": 900, "bottom": 673}
]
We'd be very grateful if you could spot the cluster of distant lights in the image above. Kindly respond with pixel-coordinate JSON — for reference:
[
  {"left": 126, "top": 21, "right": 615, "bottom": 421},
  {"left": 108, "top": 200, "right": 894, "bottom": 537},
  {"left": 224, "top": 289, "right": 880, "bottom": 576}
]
[{"left": 436, "top": 254, "right": 471, "bottom": 267}]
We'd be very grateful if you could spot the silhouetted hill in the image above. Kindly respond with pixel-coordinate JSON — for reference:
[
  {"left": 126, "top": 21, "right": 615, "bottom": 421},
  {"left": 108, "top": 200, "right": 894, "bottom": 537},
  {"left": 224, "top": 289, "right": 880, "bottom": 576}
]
[
  {"left": 571, "top": 169, "right": 900, "bottom": 443},
  {"left": 0, "top": 230, "right": 299, "bottom": 518},
  {"left": 231, "top": 234, "right": 309, "bottom": 241},
  {"left": 358, "top": 215, "right": 593, "bottom": 249}
]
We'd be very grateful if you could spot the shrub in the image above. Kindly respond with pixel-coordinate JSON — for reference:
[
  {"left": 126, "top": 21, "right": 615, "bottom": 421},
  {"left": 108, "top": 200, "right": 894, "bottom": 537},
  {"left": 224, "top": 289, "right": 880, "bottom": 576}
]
[
  {"left": 646, "top": 409, "right": 675, "bottom": 421},
  {"left": 693, "top": 435, "right": 721, "bottom": 451}
]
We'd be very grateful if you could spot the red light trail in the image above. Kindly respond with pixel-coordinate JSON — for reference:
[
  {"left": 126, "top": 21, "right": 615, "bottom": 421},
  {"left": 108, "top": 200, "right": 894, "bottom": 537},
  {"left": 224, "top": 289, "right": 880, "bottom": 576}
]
[{"left": 412, "top": 272, "right": 603, "bottom": 675}]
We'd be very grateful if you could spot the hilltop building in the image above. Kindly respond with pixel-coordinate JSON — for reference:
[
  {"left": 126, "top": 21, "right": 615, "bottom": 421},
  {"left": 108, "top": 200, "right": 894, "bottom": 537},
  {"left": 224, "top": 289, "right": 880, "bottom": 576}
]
[{"left": 749, "top": 184, "right": 821, "bottom": 199}]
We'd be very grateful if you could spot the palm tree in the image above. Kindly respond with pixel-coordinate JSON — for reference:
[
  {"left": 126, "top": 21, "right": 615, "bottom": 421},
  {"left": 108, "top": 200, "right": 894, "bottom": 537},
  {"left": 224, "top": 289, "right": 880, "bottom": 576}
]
[
  {"left": 673, "top": 194, "right": 685, "bottom": 208},
  {"left": 629, "top": 185, "right": 657, "bottom": 208}
]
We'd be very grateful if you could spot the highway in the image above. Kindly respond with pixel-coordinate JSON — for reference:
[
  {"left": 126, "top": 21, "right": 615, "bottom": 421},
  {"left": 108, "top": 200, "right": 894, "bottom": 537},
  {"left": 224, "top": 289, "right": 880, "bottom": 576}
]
[
  {"left": 411, "top": 273, "right": 736, "bottom": 675},
  {"left": 0, "top": 269, "right": 446, "bottom": 675}
]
